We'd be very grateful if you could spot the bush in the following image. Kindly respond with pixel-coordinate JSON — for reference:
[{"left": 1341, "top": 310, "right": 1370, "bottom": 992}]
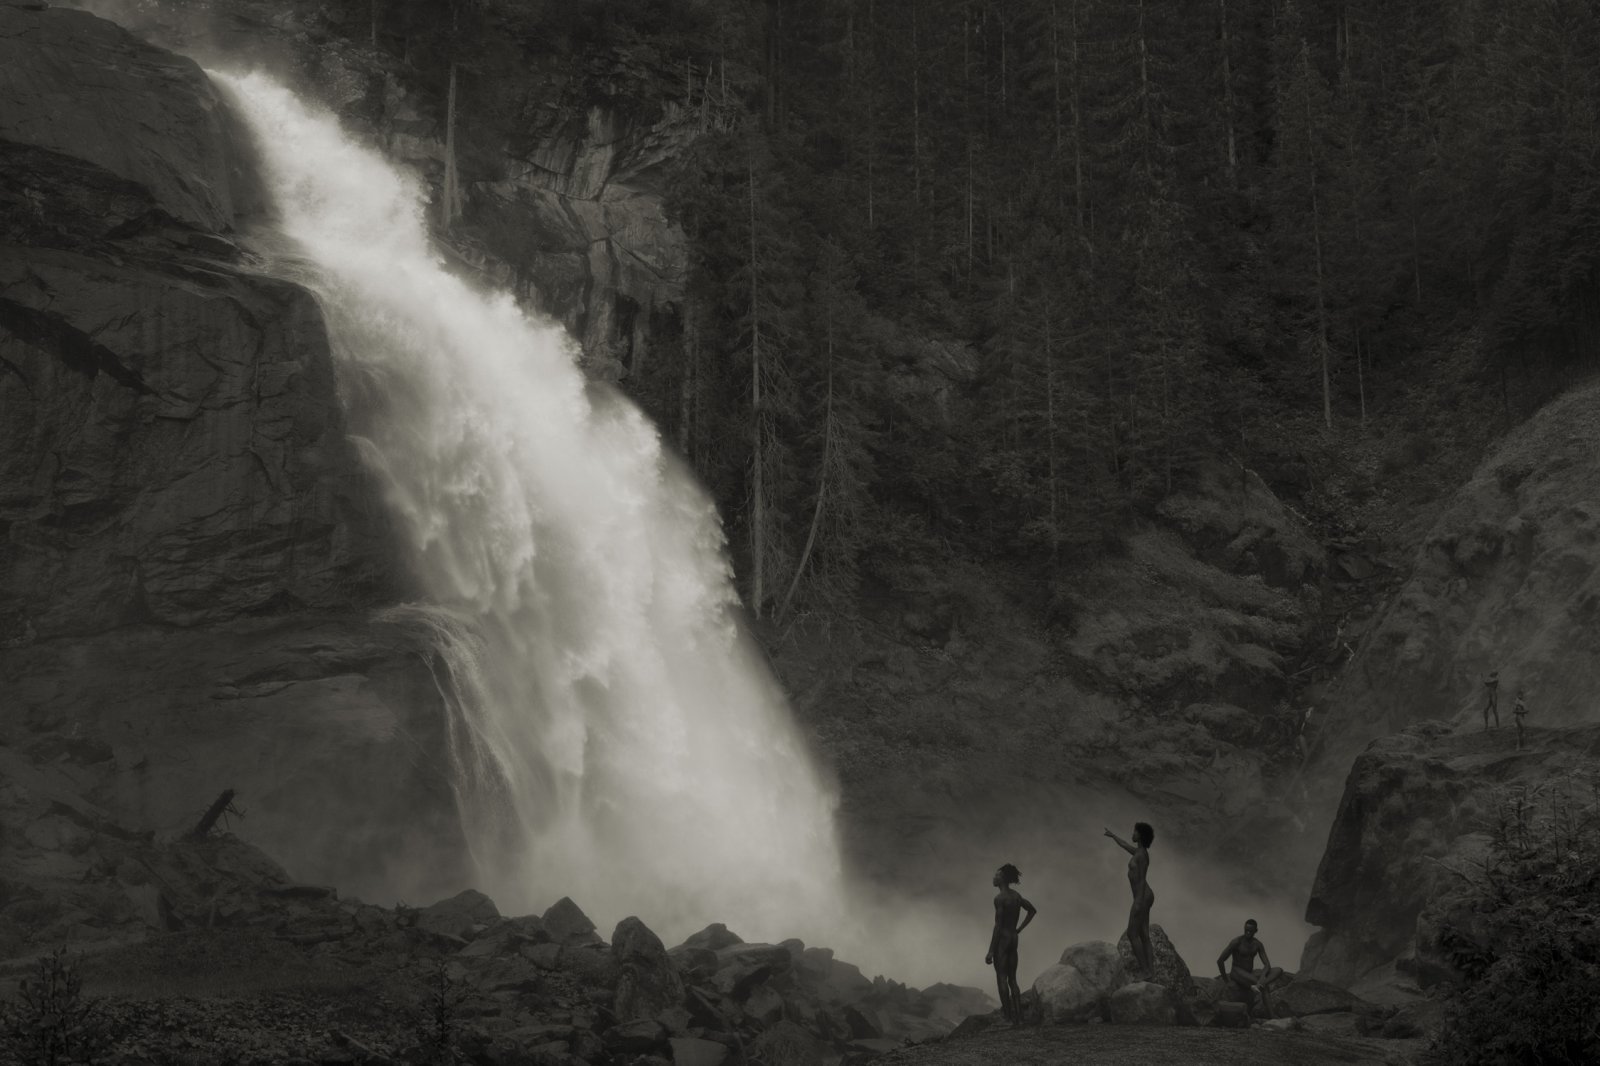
[
  {"left": 1422, "top": 776, "right": 1600, "bottom": 1066},
  {"left": 0, "top": 948, "right": 114, "bottom": 1066}
]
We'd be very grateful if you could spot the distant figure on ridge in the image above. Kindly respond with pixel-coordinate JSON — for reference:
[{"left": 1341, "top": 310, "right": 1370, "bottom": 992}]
[
  {"left": 1483, "top": 670, "right": 1500, "bottom": 731},
  {"left": 1105, "top": 822, "right": 1155, "bottom": 977},
  {"left": 1217, "top": 918, "right": 1281, "bottom": 1019},
  {"left": 985, "top": 864, "right": 1036, "bottom": 1024},
  {"left": 1514, "top": 690, "right": 1528, "bottom": 749}
]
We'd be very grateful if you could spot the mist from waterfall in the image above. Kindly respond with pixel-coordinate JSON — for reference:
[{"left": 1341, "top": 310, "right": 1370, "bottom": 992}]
[{"left": 215, "top": 71, "right": 855, "bottom": 953}]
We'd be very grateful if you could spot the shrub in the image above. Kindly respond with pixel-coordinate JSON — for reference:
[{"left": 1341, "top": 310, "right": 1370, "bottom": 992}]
[
  {"left": 0, "top": 948, "right": 114, "bottom": 1066},
  {"left": 1423, "top": 776, "right": 1600, "bottom": 1066}
]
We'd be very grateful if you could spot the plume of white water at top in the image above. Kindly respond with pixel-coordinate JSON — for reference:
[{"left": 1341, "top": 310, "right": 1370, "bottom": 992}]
[{"left": 215, "top": 71, "right": 851, "bottom": 950}]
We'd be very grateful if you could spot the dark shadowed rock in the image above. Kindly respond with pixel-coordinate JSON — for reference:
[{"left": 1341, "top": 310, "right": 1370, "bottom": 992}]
[
  {"left": 819, "top": 958, "right": 874, "bottom": 1003},
  {"left": 796, "top": 946, "right": 834, "bottom": 981},
  {"left": 1032, "top": 964, "right": 1103, "bottom": 1024},
  {"left": 0, "top": 3, "right": 480, "bottom": 907},
  {"left": 843, "top": 1003, "right": 883, "bottom": 1039},
  {"left": 542, "top": 897, "right": 601, "bottom": 946},
  {"left": 1302, "top": 723, "right": 1600, "bottom": 992},
  {"left": 418, "top": 889, "right": 499, "bottom": 940},
  {"left": 611, "top": 916, "right": 683, "bottom": 1023},
  {"left": 1059, "top": 941, "right": 1129, "bottom": 994},
  {"left": 675, "top": 923, "right": 744, "bottom": 952},
  {"left": 1109, "top": 981, "right": 1176, "bottom": 1025},
  {"left": 669, "top": 1036, "right": 731, "bottom": 1066},
  {"left": 1275, "top": 978, "right": 1364, "bottom": 1017},
  {"left": 0, "top": 5, "right": 247, "bottom": 234},
  {"left": 1117, "top": 924, "right": 1196, "bottom": 998},
  {"left": 600, "top": 1018, "right": 667, "bottom": 1055},
  {"left": 1211, "top": 1001, "right": 1251, "bottom": 1028},
  {"left": 744, "top": 983, "right": 786, "bottom": 1026},
  {"left": 668, "top": 944, "right": 719, "bottom": 977},
  {"left": 748, "top": 1020, "right": 823, "bottom": 1066}
]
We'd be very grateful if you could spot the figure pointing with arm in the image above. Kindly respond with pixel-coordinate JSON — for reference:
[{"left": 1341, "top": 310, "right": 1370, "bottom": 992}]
[
  {"left": 985, "top": 864, "right": 1036, "bottom": 1024},
  {"left": 1105, "top": 822, "right": 1155, "bottom": 978}
]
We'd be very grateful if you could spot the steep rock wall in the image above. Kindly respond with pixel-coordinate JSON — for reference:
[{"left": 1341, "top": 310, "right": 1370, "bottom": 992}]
[
  {"left": 0, "top": 4, "right": 466, "bottom": 905},
  {"left": 78, "top": 0, "right": 693, "bottom": 378},
  {"left": 1314, "top": 379, "right": 1600, "bottom": 771},
  {"left": 1300, "top": 721, "right": 1600, "bottom": 1000}
]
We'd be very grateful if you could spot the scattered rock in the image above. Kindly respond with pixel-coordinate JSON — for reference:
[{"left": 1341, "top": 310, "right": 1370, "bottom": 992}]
[
  {"left": 1032, "top": 963, "right": 1104, "bottom": 1024},
  {"left": 417, "top": 889, "right": 499, "bottom": 940},
  {"left": 1116, "top": 924, "right": 1196, "bottom": 998},
  {"left": 749, "top": 1020, "right": 824, "bottom": 1066},
  {"left": 600, "top": 1018, "right": 667, "bottom": 1055},
  {"left": 541, "top": 898, "right": 601, "bottom": 947},
  {"left": 1275, "top": 977, "right": 1365, "bottom": 1016},
  {"left": 1058, "top": 941, "right": 1129, "bottom": 996},
  {"left": 675, "top": 923, "right": 744, "bottom": 952},
  {"left": 669, "top": 1036, "right": 731, "bottom": 1066},
  {"left": 611, "top": 917, "right": 683, "bottom": 1023},
  {"left": 1109, "top": 980, "right": 1177, "bottom": 1025}
]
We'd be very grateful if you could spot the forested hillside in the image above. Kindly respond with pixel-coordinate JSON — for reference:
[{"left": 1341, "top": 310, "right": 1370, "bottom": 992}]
[{"left": 295, "top": 0, "right": 1600, "bottom": 625}]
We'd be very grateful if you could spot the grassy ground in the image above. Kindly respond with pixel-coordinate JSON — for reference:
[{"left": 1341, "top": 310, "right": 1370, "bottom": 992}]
[{"left": 881, "top": 1023, "right": 1416, "bottom": 1066}]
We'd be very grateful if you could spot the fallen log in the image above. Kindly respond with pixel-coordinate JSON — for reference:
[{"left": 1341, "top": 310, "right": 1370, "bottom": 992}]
[{"left": 189, "top": 788, "right": 238, "bottom": 839}]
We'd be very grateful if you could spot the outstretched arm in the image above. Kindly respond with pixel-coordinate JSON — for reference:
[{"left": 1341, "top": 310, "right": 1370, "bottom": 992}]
[
  {"left": 1258, "top": 943, "right": 1272, "bottom": 970},
  {"left": 1017, "top": 897, "right": 1038, "bottom": 935},
  {"left": 986, "top": 902, "right": 1000, "bottom": 963},
  {"left": 1104, "top": 827, "right": 1136, "bottom": 854}
]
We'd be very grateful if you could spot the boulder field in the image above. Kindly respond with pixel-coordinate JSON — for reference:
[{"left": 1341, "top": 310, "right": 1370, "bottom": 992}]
[
  {"left": 3, "top": 815, "right": 990, "bottom": 1065},
  {"left": 1015, "top": 924, "right": 1415, "bottom": 1042}
]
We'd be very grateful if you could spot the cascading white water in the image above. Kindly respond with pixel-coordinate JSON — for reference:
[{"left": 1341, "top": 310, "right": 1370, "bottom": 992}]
[{"left": 216, "top": 71, "right": 851, "bottom": 947}]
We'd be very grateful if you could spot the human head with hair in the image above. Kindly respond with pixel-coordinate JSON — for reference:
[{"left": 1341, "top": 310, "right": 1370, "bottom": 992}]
[
  {"left": 1244, "top": 918, "right": 1258, "bottom": 935},
  {"left": 993, "top": 863, "right": 1021, "bottom": 888},
  {"left": 1134, "top": 822, "right": 1154, "bottom": 848}
]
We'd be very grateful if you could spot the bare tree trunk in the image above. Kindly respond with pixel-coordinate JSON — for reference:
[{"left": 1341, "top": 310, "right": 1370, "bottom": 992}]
[
  {"left": 779, "top": 315, "right": 834, "bottom": 624},
  {"left": 1043, "top": 292, "right": 1061, "bottom": 564},
  {"left": 1356, "top": 330, "right": 1366, "bottom": 427},
  {"left": 747, "top": 160, "right": 765, "bottom": 618},
  {"left": 1302, "top": 43, "right": 1332, "bottom": 429},
  {"left": 1071, "top": 0, "right": 1085, "bottom": 231},
  {"left": 443, "top": 63, "right": 460, "bottom": 229},
  {"left": 1221, "top": 0, "right": 1238, "bottom": 181},
  {"left": 679, "top": 301, "right": 695, "bottom": 456}
]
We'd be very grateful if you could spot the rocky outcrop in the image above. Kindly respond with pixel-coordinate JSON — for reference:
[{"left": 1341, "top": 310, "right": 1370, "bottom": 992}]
[
  {"left": 0, "top": 758, "right": 982, "bottom": 1064},
  {"left": 1300, "top": 720, "right": 1600, "bottom": 998},
  {"left": 1316, "top": 379, "right": 1600, "bottom": 769},
  {"left": 88, "top": 0, "right": 693, "bottom": 376},
  {"left": 0, "top": 4, "right": 463, "bottom": 901}
]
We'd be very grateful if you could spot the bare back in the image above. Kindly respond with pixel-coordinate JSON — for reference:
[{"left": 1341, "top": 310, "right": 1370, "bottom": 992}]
[{"left": 994, "top": 888, "right": 1025, "bottom": 937}]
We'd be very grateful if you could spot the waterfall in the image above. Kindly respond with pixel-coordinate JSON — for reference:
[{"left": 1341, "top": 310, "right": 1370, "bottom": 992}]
[{"left": 215, "top": 72, "right": 849, "bottom": 947}]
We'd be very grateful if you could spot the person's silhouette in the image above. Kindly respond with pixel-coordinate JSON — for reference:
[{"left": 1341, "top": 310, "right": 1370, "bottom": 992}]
[{"left": 985, "top": 864, "right": 1036, "bottom": 1023}]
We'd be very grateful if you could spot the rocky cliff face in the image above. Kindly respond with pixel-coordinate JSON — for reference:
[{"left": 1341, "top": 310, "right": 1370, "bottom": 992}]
[
  {"left": 1, "top": 1, "right": 1345, "bottom": 966},
  {"left": 78, "top": 0, "right": 694, "bottom": 378},
  {"left": 1300, "top": 720, "right": 1600, "bottom": 1002},
  {"left": 1294, "top": 381, "right": 1600, "bottom": 995},
  {"left": 0, "top": 3, "right": 465, "bottom": 904},
  {"left": 1314, "top": 379, "right": 1600, "bottom": 770}
]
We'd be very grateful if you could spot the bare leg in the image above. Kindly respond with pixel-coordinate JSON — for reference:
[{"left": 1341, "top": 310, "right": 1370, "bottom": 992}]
[
  {"left": 1003, "top": 953, "right": 1023, "bottom": 1024},
  {"left": 1136, "top": 889, "right": 1155, "bottom": 976},
  {"left": 1229, "top": 970, "right": 1261, "bottom": 1018},
  {"left": 994, "top": 966, "right": 1013, "bottom": 1022}
]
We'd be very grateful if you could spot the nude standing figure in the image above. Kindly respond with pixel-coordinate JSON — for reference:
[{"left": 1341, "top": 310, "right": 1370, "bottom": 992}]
[
  {"left": 985, "top": 863, "right": 1037, "bottom": 1023},
  {"left": 1105, "top": 822, "right": 1155, "bottom": 977}
]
